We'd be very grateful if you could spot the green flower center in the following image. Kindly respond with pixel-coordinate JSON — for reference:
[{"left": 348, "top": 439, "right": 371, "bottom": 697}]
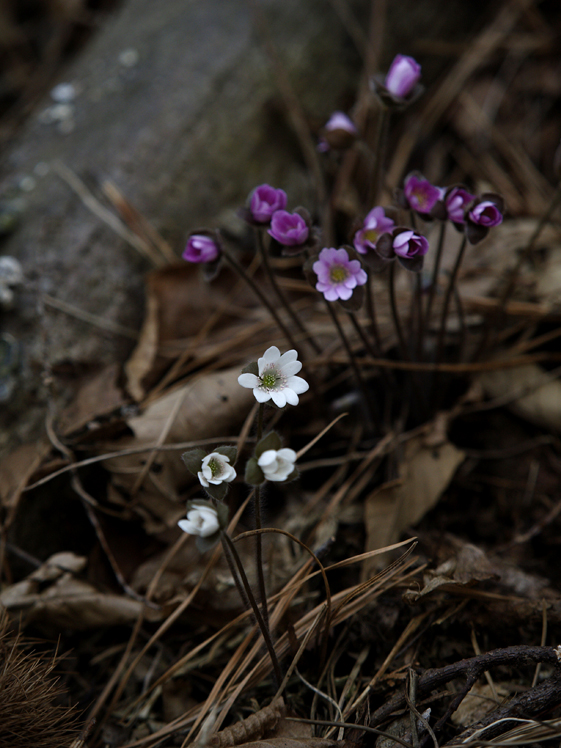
[
  {"left": 261, "top": 371, "right": 279, "bottom": 389},
  {"left": 363, "top": 229, "right": 379, "bottom": 244},
  {"left": 208, "top": 457, "right": 221, "bottom": 477},
  {"left": 330, "top": 265, "right": 349, "bottom": 283}
]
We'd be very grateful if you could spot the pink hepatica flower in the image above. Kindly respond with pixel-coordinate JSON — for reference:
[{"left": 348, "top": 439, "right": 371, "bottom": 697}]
[
  {"left": 268, "top": 210, "right": 309, "bottom": 246},
  {"left": 353, "top": 206, "right": 395, "bottom": 255},
  {"left": 466, "top": 194, "right": 504, "bottom": 244},
  {"left": 445, "top": 186, "right": 475, "bottom": 225},
  {"left": 313, "top": 247, "right": 367, "bottom": 302},
  {"left": 384, "top": 54, "right": 421, "bottom": 99},
  {"left": 250, "top": 184, "right": 287, "bottom": 223},
  {"left": 183, "top": 234, "right": 220, "bottom": 263},
  {"left": 469, "top": 200, "right": 503, "bottom": 227},
  {"left": 403, "top": 173, "right": 441, "bottom": 215},
  {"left": 238, "top": 346, "right": 309, "bottom": 407},
  {"left": 393, "top": 230, "right": 429, "bottom": 260}
]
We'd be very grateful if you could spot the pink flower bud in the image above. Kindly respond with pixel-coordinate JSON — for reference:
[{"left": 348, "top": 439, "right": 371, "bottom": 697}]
[
  {"left": 384, "top": 55, "right": 421, "bottom": 99},
  {"left": 183, "top": 234, "right": 220, "bottom": 263}
]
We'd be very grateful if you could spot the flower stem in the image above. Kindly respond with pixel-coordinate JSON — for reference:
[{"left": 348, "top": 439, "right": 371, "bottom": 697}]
[
  {"left": 254, "top": 403, "right": 269, "bottom": 629},
  {"left": 434, "top": 235, "right": 467, "bottom": 365},
  {"left": 368, "top": 105, "right": 389, "bottom": 205},
  {"left": 221, "top": 530, "right": 283, "bottom": 686},
  {"left": 255, "top": 229, "right": 322, "bottom": 354},
  {"left": 431, "top": 235, "right": 467, "bottom": 407},
  {"left": 221, "top": 244, "right": 300, "bottom": 353},
  {"left": 324, "top": 300, "right": 377, "bottom": 429},
  {"left": 424, "top": 221, "right": 447, "bottom": 333},
  {"left": 388, "top": 262, "right": 408, "bottom": 360}
]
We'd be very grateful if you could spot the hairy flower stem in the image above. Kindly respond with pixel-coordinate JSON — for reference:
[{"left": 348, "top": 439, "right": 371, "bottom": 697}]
[
  {"left": 431, "top": 235, "right": 467, "bottom": 405},
  {"left": 255, "top": 229, "right": 322, "bottom": 354},
  {"left": 220, "top": 531, "right": 283, "bottom": 687},
  {"left": 388, "top": 262, "right": 408, "bottom": 360},
  {"left": 368, "top": 105, "right": 388, "bottom": 205},
  {"left": 221, "top": 244, "right": 300, "bottom": 353},
  {"left": 324, "top": 301, "right": 377, "bottom": 429},
  {"left": 424, "top": 221, "right": 446, "bottom": 332},
  {"left": 253, "top": 403, "right": 269, "bottom": 630}
]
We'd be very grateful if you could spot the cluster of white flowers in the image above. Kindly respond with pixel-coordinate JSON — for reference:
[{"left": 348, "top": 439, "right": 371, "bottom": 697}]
[{"left": 179, "top": 346, "right": 305, "bottom": 539}]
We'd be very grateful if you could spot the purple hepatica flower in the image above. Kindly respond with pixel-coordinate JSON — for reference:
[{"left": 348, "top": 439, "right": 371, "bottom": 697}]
[
  {"left": 376, "top": 227, "right": 428, "bottom": 272},
  {"left": 183, "top": 233, "right": 220, "bottom": 263},
  {"left": 250, "top": 184, "right": 287, "bottom": 223},
  {"left": 385, "top": 55, "right": 421, "bottom": 99},
  {"left": 353, "top": 207, "right": 395, "bottom": 255},
  {"left": 403, "top": 173, "right": 441, "bottom": 215},
  {"left": 268, "top": 210, "right": 309, "bottom": 247},
  {"left": 318, "top": 111, "right": 358, "bottom": 151},
  {"left": 445, "top": 186, "right": 475, "bottom": 226},
  {"left": 313, "top": 247, "right": 367, "bottom": 302},
  {"left": 466, "top": 193, "right": 504, "bottom": 244}
]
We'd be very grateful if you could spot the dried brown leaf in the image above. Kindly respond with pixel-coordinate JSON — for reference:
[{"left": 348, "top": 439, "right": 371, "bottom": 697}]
[
  {"left": 363, "top": 427, "right": 464, "bottom": 572},
  {"left": 103, "top": 367, "right": 254, "bottom": 531},
  {"left": 479, "top": 363, "right": 561, "bottom": 431},
  {"left": 0, "top": 551, "right": 160, "bottom": 630}
]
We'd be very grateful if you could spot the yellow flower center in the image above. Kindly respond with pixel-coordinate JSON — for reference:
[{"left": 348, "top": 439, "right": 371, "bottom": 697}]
[{"left": 330, "top": 265, "right": 348, "bottom": 283}]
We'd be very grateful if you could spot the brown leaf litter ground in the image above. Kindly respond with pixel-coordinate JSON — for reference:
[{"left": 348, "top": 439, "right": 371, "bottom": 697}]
[{"left": 2, "top": 2, "right": 561, "bottom": 748}]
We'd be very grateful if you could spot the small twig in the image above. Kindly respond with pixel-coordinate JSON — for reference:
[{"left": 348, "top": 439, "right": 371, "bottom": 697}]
[{"left": 370, "top": 645, "right": 561, "bottom": 729}]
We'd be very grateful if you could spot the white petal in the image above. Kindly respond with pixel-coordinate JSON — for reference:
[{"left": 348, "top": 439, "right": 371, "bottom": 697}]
[
  {"left": 263, "top": 345, "right": 281, "bottom": 362},
  {"left": 197, "top": 471, "right": 209, "bottom": 487},
  {"left": 286, "top": 376, "right": 309, "bottom": 394},
  {"left": 258, "top": 450, "right": 278, "bottom": 467},
  {"left": 178, "top": 519, "right": 198, "bottom": 535},
  {"left": 280, "top": 360, "right": 302, "bottom": 377},
  {"left": 259, "top": 346, "right": 281, "bottom": 372},
  {"left": 253, "top": 387, "right": 271, "bottom": 403},
  {"left": 284, "top": 388, "right": 299, "bottom": 406},
  {"left": 278, "top": 350, "right": 298, "bottom": 366},
  {"left": 238, "top": 373, "right": 260, "bottom": 389},
  {"left": 277, "top": 448, "right": 297, "bottom": 462},
  {"left": 271, "top": 390, "right": 287, "bottom": 407}
]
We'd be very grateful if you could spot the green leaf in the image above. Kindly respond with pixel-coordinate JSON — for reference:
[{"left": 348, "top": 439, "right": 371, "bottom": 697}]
[
  {"left": 255, "top": 431, "right": 282, "bottom": 458},
  {"left": 196, "top": 531, "right": 221, "bottom": 553},
  {"left": 204, "top": 481, "right": 228, "bottom": 501},
  {"left": 286, "top": 467, "right": 299, "bottom": 482},
  {"left": 181, "top": 448, "right": 207, "bottom": 476},
  {"left": 215, "top": 446, "right": 238, "bottom": 464},
  {"left": 241, "top": 361, "right": 259, "bottom": 376},
  {"left": 245, "top": 457, "right": 265, "bottom": 485},
  {"left": 338, "top": 283, "right": 365, "bottom": 312},
  {"left": 215, "top": 500, "right": 229, "bottom": 529}
]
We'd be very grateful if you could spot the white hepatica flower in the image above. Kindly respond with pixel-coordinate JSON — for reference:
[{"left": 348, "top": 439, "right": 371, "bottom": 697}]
[
  {"left": 197, "top": 452, "right": 237, "bottom": 487},
  {"left": 178, "top": 505, "right": 219, "bottom": 537},
  {"left": 238, "top": 346, "right": 309, "bottom": 407},
  {"left": 258, "top": 448, "right": 297, "bottom": 482}
]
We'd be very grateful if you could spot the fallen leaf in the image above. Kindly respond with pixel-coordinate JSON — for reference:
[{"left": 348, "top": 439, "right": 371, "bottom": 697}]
[
  {"left": 0, "top": 552, "right": 160, "bottom": 631},
  {"left": 364, "top": 426, "right": 464, "bottom": 573},
  {"left": 103, "top": 367, "right": 254, "bottom": 532},
  {"left": 479, "top": 363, "right": 561, "bottom": 431}
]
